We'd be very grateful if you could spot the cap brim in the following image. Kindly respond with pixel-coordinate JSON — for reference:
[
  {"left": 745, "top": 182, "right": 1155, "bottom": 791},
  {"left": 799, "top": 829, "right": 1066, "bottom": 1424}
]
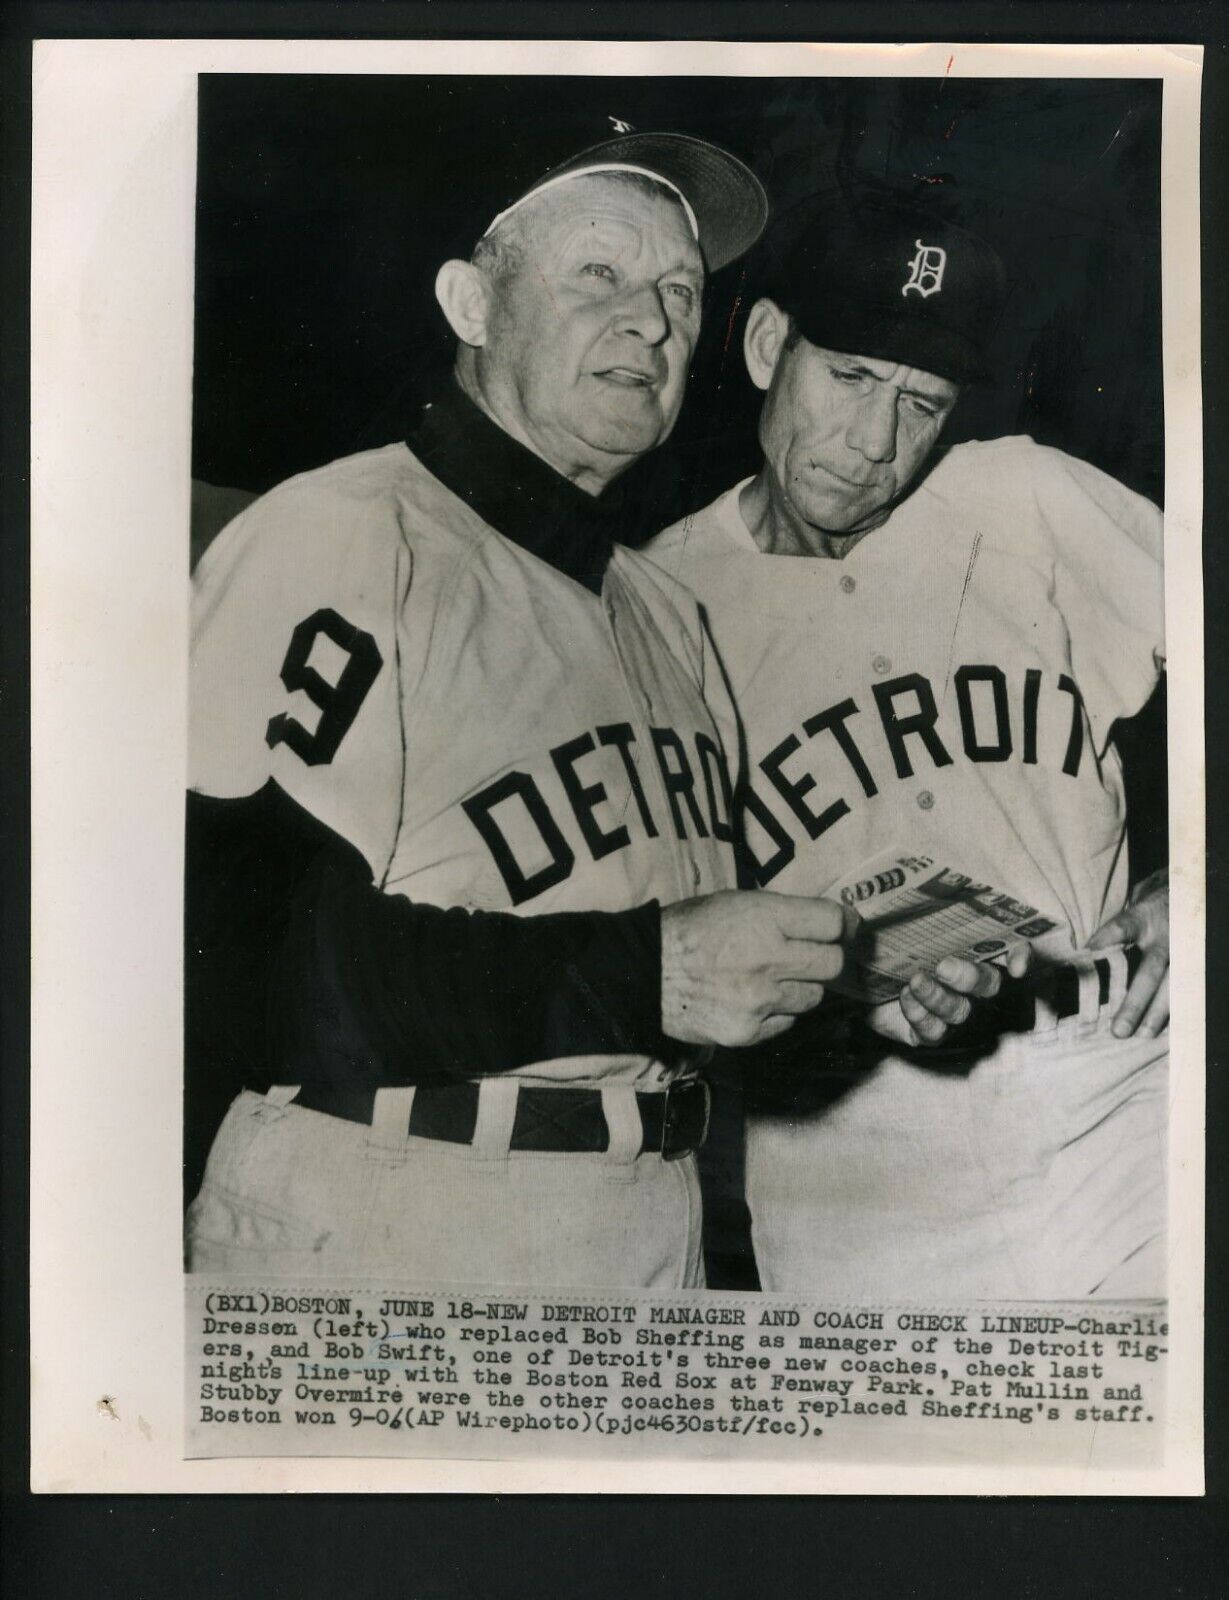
[
  {"left": 545, "top": 132, "right": 769, "bottom": 273},
  {"left": 789, "top": 305, "right": 992, "bottom": 387}
]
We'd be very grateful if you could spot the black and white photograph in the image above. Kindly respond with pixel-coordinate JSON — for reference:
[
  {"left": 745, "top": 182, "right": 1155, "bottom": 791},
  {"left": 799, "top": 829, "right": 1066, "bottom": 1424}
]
[
  {"left": 186, "top": 70, "right": 1169, "bottom": 1291},
  {"left": 27, "top": 37, "right": 1204, "bottom": 1494}
]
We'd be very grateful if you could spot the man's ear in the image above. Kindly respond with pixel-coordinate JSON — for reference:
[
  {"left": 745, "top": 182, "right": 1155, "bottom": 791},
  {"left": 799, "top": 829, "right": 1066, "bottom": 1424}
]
[
  {"left": 743, "top": 298, "right": 791, "bottom": 393},
  {"left": 435, "top": 260, "right": 492, "bottom": 348}
]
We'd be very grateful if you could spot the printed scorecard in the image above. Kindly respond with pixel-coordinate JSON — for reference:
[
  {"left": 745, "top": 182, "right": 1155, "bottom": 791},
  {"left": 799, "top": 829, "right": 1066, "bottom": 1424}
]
[{"left": 831, "top": 852, "right": 1059, "bottom": 1004}]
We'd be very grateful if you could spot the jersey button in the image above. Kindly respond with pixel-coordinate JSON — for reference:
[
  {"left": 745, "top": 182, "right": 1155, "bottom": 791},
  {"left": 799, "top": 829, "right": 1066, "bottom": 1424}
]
[
  {"left": 917, "top": 790, "right": 935, "bottom": 811},
  {"left": 872, "top": 654, "right": 891, "bottom": 675},
  {"left": 691, "top": 861, "right": 703, "bottom": 889},
  {"left": 839, "top": 575, "right": 856, "bottom": 594}
]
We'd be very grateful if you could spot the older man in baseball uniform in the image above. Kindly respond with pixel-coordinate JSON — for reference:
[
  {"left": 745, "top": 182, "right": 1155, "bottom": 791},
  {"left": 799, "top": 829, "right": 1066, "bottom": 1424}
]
[
  {"left": 648, "top": 196, "right": 1169, "bottom": 1300},
  {"left": 187, "top": 134, "right": 953, "bottom": 1291}
]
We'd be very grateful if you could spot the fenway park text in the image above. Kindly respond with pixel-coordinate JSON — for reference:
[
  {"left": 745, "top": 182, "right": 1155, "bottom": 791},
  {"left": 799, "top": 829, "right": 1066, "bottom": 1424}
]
[{"left": 185, "top": 1284, "right": 1166, "bottom": 1462}]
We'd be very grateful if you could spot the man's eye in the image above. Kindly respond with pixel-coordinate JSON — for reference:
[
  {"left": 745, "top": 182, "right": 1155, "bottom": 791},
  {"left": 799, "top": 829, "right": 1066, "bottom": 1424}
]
[
  {"left": 905, "top": 397, "right": 939, "bottom": 420},
  {"left": 831, "top": 368, "right": 863, "bottom": 385},
  {"left": 580, "top": 262, "right": 616, "bottom": 282},
  {"left": 665, "top": 282, "right": 697, "bottom": 308}
]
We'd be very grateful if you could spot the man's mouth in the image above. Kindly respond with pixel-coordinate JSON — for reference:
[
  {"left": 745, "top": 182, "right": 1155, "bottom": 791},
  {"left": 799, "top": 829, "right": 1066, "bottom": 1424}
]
[
  {"left": 812, "top": 461, "right": 879, "bottom": 489},
  {"left": 593, "top": 366, "right": 659, "bottom": 389}
]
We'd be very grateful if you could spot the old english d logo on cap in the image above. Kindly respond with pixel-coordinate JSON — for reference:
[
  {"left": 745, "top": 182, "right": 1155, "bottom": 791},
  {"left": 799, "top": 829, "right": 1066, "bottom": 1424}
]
[
  {"left": 763, "top": 197, "right": 1006, "bottom": 383},
  {"left": 902, "top": 240, "right": 947, "bottom": 298}
]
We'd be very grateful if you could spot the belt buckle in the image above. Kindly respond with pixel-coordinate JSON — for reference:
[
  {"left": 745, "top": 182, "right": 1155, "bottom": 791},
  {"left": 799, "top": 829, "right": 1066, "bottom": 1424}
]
[{"left": 661, "top": 1078, "right": 711, "bottom": 1161}]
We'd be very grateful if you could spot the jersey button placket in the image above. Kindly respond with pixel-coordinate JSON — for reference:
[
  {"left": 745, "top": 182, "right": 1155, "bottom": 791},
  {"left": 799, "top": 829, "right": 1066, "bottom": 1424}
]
[{"left": 602, "top": 586, "right": 693, "bottom": 903}]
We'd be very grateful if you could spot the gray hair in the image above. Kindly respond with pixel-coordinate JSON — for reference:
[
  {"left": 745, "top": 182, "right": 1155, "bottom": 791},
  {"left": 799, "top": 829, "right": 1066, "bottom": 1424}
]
[{"left": 470, "top": 228, "right": 525, "bottom": 291}]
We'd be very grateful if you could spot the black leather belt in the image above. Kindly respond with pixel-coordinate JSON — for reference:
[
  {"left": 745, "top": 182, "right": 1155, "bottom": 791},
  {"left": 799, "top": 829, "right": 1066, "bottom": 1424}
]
[{"left": 291, "top": 1077, "right": 710, "bottom": 1161}]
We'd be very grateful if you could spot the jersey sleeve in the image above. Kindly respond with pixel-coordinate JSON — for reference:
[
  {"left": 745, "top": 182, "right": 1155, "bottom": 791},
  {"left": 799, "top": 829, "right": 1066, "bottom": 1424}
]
[
  {"left": 190, "top": 472, "right": 411, "bottom": 881},
  {"left": 1041, "top": 448, "right": 1165, "bottom": 744},
  {"left": 698, "top": 605, "right": 746, "bottom": 800},
  {"left": 627, "top": 540, "right": 746, "bottom": 803}
]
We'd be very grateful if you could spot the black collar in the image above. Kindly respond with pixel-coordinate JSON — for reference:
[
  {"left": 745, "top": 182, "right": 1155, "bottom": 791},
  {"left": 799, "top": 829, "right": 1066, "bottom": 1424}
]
[{"left": 406, "top": 382, "right": 618, "bottom": 595}]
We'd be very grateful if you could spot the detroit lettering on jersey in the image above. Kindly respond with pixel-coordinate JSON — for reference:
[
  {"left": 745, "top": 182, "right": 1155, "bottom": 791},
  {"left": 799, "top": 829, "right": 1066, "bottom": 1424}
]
[
  {"left": 740, "top": 663, "right": 1086, "bottom": 885},
  {"left": 191, "top": 442, "right": 738, "bottom": 924},
  {"left": 459, "top": 721, "right": 733, "bottom": 905},
  {"left": 644, "top": 437, "right": 1164, "bottom": 952},
  {"left": 260, "top": 608, "right": 733, "bottom": 904}
]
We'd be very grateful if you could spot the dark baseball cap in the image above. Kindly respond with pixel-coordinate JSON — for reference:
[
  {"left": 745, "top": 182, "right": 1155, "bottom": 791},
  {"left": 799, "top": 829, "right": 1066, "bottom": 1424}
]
[
  {"left": 482, "top": 131, "right": 769, "bottom": 274},
  {"left": 760, "top": 197, "right": 1007, "bottom": 384}
]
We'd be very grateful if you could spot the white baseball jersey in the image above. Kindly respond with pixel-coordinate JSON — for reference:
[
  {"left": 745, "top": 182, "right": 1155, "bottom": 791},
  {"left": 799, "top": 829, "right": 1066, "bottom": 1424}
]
[
  {"left": 647, "top": 436, "right": 1164, "bottom": 954},
  {"left": 646, "top": 436, "right": 1167, "bottom": 1299},
  {"left": 192, "top": 440, "right": 739, "bottom": 1088},
  {"left": 187, "top": 434, "right": 740, "bottom": 1291}
]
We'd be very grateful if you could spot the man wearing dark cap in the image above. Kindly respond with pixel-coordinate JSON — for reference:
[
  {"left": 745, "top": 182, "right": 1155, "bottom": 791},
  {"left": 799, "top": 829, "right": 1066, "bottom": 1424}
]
[
  {"left": 186, "top": 137, "right": 965, "bottom": 1289},
  {"left": 648, "top": 197, "right": 1169, "bottom": 1300}
]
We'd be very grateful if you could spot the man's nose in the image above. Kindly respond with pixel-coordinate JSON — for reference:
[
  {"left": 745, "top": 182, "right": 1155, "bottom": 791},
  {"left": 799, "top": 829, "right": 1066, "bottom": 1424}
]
[
  {"left": 612, "top": 283, "right": 670, "bottom": 345},
  {"left": 846, "top": 391, "right": 899, "bottom": 463}
]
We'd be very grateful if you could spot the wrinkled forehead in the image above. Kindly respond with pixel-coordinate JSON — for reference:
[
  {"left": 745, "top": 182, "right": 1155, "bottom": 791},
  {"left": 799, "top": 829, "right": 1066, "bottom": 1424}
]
[
  {"left": 486, "top": 162, "right": 700, "bottom": 236},
  {"left": 506, "top": 172, "right": 704, "bottom": 266}
]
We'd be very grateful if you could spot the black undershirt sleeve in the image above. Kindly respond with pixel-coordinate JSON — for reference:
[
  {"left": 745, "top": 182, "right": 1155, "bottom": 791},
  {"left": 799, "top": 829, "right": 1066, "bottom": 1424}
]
[
  {"left": 185, "top": 783, "right": 673, "bottom": 1195},
  {"left": 1110, "top": 670, "right": 1168, "bottom": 885}
]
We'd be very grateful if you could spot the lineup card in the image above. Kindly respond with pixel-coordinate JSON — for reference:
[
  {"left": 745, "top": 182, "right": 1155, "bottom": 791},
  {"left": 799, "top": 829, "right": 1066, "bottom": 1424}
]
[{"left": 830, "top": 853, "right": 1058, "bottom": 1004}]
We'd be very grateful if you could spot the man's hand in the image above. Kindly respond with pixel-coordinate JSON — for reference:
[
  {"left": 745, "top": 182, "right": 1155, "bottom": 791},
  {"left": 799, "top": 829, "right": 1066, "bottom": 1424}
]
[
  {"left": 1088, "top": 868, "right": 1169, "bottom": 1038},
  {"left": 867, "top": 946, "right": 1031, "bottom": 1048},
  {"left": 661, "top": 891, "right": 855, "bottom": 1049}
]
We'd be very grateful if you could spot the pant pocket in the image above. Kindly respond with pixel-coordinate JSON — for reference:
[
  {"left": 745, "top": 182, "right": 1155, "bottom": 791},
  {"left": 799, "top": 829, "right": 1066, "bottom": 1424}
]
[
  {"left": 185, "top": 1183, "right": 330, "bottom": 1265},
  {"left": 187, "top": 1095, "right": 371, "bottom": 1259}
]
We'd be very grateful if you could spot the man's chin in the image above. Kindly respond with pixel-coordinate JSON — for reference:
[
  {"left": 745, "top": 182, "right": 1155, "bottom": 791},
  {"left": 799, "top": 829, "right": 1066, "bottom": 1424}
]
[
  {"left": 794, "top": 460, "right": 895, "bottom": 522},
  {"left": 575, "top": 411, "right": 673, "bottom": 463},
  {"left": 800, "top": 487, "right": 891, "bottom": 535}
]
